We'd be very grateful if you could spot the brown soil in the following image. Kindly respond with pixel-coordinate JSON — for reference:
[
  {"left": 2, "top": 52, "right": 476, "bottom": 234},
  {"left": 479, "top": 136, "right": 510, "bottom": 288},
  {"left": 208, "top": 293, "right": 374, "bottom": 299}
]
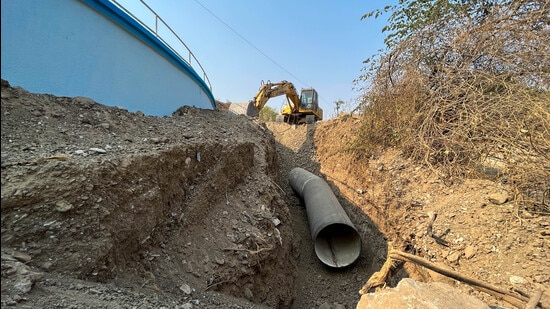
[{"left": 1, "top": 80, "right": 548, "bottom": 308}]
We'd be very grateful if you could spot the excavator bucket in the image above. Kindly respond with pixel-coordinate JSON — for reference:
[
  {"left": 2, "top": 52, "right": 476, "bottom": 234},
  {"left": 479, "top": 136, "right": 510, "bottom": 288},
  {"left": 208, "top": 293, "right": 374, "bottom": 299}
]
[{"left": 246, "top": 100, "right": 259, "bottom": 117}]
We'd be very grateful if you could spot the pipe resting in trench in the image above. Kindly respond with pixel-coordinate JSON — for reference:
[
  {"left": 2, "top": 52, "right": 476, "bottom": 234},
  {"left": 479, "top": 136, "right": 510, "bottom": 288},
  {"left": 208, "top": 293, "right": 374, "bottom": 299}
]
[{"left": 289, "top": 167, "right": 362, "bottom": 268}]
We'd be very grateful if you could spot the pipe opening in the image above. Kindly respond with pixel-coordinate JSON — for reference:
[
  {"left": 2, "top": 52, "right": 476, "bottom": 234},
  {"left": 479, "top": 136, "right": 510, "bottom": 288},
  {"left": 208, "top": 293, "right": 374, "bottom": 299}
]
[{"left": 314, "top": 223, "right": 361, "bottom": 268}]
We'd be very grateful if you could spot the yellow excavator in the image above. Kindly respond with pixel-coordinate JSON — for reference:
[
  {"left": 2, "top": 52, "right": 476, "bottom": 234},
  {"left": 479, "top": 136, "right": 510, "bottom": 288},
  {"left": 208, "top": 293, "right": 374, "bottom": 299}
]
[{"left": 246, "top": 80, "right": 323, "bottom": 124}]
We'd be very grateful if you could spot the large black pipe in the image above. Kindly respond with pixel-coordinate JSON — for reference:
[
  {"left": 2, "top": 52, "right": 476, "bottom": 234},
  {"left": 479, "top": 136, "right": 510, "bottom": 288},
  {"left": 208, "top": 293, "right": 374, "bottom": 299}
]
[{"left": 289, "top": 167, "right": 361, "bottom": 268}]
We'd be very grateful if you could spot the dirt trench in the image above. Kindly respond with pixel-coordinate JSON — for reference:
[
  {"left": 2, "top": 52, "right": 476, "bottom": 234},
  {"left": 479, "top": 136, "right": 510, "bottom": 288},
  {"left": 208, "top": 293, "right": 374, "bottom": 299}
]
[
  {"left": 3, "top": 81, "right": 549, "bottom": 309},
  {"left": 1, "top": 80, "right": 388, "bottom": 308},
  {"left": 266, "top": 122, "right": 393, "bottom": 309}
]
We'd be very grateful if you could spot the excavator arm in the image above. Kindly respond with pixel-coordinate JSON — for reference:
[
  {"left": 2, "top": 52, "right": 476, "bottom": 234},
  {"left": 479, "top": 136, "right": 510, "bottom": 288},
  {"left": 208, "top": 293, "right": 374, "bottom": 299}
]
[{"left": 246, "top": 80, "right": 300, "bottom": 117}]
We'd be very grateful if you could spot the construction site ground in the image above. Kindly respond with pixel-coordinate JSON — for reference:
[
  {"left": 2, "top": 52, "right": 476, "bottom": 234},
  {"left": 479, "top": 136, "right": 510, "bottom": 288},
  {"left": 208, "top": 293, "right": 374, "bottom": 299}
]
[{"left": 1, "top": 80, "right": 549, "bottom": 308}]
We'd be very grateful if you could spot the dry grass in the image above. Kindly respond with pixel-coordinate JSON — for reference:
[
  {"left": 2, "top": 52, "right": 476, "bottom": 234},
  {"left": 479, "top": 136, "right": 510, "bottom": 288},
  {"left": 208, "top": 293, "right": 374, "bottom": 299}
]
[{"left": 354, "top": 1, "right": 550, "bottom": 213}]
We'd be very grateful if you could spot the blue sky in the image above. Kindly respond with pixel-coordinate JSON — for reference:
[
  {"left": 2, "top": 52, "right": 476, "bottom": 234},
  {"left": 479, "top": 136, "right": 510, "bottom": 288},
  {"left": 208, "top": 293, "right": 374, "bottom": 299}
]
[{"left": 116, "top": 0, "right": 395, "bottom": 119}]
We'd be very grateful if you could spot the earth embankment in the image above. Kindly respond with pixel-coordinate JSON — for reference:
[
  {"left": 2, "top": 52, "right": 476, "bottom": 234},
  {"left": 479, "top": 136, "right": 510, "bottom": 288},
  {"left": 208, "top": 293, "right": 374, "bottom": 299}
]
[{"left": 1, "top": 80, "right": 294, "bottom": 308}]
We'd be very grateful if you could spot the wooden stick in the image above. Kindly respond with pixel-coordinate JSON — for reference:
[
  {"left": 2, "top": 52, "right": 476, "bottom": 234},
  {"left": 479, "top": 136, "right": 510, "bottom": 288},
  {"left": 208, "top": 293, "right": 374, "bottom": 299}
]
[
  {"left": 390, "top": 249, "right": 530, "bottom": 306},
  {"left": 476, "top": 286, "right": 526, "bottom": 309},
  {"left": 362, "top": 243, "right": 545, "bottom": 308},
  {"left": 392, "top": 250, "right": 527, "bottom": 301},
  {"left": 223, "top": 246, "right": 273, "bottom": 255},
  {"left": 525, "top": 289, "right": 543, "bottom": 309}
]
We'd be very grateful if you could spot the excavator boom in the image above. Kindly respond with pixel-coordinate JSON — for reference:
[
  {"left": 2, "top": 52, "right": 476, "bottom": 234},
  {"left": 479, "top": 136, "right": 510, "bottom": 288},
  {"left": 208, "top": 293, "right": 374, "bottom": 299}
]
[{"left": 247, "top": 80, "right": 300, "bottom": 117}]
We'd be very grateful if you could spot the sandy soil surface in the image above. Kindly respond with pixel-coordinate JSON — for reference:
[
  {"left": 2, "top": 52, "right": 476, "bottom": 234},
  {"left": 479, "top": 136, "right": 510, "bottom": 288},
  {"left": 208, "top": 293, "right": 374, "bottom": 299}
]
[{"left": 1, "top": 79, "right": 548, "bottom": 308}]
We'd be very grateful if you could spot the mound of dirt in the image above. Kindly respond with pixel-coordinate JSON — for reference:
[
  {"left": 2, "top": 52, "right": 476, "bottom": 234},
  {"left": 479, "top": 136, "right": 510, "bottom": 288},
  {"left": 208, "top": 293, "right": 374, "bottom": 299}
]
[
  {"left": 1, "top": 79, "right": 294, "bottom": 308},
  {"left": 2, "top": 79, "right": 548, "bottom": 309}
]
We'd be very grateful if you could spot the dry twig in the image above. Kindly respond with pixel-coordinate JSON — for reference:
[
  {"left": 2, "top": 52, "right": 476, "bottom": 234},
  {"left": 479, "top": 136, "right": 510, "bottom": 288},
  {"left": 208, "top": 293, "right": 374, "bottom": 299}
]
[{"left": 223, "top": 246, "right": 273, "bottom": 255}]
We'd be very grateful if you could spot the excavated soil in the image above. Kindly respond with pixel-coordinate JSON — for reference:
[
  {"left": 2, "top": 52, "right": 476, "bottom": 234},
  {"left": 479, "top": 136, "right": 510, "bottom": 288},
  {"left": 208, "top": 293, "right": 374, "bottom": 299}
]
[{"left": 2, "top": 80, "right": 549, "bottom": 308}]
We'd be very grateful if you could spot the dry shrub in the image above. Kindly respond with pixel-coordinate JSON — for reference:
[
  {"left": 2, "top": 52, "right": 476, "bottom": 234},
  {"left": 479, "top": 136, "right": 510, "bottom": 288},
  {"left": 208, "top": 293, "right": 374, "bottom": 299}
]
[
  {"left": 356, "top": 1, "right": 550, "bottom": 213},
  {"left": 351, "top": 71, "right": 424, "bottom": 159}
]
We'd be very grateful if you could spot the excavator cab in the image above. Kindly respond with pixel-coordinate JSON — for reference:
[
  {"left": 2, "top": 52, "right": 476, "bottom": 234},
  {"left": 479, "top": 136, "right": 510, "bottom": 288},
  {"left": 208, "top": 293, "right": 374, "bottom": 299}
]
[
  {"left": 301, "top": 89, "right": 315, "bottom": 110},
  {"left": 281, "top": 88, "right": 323, "bottom": 124},
  {"left": 276, "top": 87, "right": 323, "bottom": 124}
]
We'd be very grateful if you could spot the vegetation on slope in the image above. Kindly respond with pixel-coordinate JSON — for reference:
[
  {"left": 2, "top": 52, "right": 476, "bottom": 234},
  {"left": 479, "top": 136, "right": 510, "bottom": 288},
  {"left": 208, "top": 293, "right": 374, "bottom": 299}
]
[{"left": 355, "top": 0, "right": 549, "bottom": 213}]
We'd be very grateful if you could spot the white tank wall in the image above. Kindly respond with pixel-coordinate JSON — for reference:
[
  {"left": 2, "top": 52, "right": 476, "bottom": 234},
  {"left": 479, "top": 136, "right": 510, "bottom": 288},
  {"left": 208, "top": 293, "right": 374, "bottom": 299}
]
[{"left": 1, "top": 0, "right": 215, "bottom": 116}]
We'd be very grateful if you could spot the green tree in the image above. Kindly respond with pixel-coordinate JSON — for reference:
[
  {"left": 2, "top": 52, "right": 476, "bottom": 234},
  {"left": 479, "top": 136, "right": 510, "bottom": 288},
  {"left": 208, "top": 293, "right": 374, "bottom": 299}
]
[{"left": 259, "top": 106, "right": 278, "bottom": 122}]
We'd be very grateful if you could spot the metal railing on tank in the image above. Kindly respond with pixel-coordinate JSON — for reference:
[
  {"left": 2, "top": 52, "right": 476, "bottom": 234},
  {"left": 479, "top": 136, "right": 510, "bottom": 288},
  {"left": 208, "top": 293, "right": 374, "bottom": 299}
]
[{"left": 110, "top": 0, "right": 212, "bottom": 92}]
